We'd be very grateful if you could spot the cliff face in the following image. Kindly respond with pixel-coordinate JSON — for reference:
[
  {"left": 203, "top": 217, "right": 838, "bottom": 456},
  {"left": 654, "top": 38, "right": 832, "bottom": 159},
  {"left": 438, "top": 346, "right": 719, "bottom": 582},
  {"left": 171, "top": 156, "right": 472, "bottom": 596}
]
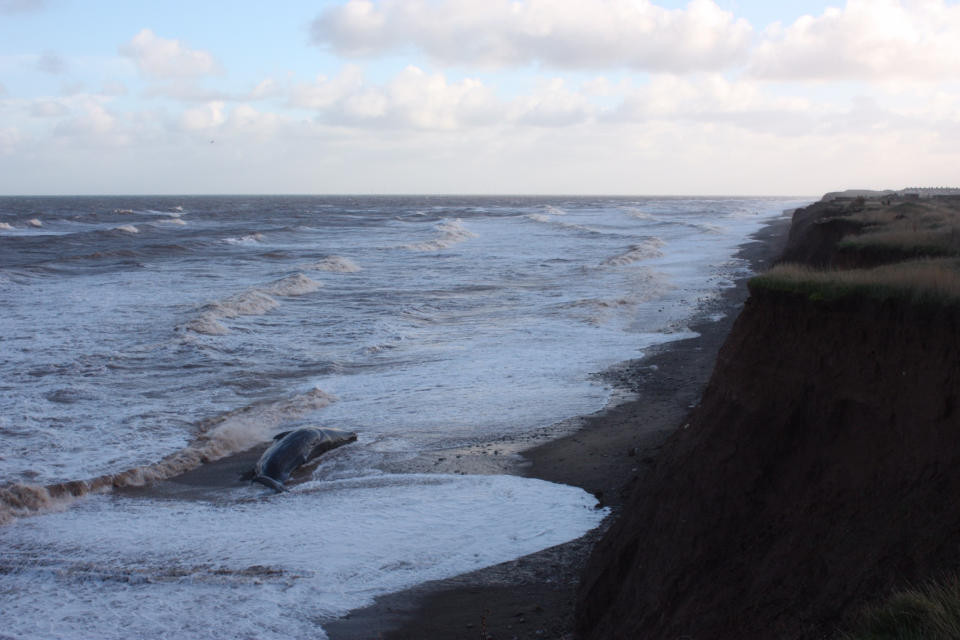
[{"left": 576, "top": 204, "right": 960, "bottom": 639}]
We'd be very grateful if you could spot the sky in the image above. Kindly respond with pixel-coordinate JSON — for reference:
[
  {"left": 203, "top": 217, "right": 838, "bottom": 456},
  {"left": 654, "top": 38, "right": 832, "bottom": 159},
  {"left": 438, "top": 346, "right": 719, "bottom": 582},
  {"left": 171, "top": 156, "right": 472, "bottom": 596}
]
[{"left": 1, "top": 0, "right": 959, "bottom": 196}]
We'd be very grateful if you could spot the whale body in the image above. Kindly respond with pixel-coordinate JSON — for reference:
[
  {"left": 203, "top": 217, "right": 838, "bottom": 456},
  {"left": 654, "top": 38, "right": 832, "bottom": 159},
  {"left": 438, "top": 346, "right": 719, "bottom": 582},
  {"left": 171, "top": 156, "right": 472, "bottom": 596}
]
[{"left": 241, "top": 427, "right": 357, "bottom": 493}]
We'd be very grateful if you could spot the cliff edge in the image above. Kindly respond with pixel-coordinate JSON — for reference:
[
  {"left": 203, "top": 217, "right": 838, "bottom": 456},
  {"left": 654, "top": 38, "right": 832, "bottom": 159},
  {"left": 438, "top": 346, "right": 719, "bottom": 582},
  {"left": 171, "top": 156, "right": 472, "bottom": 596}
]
[{"left": 576, "top": 196, "right": 960, "bottom": 639}]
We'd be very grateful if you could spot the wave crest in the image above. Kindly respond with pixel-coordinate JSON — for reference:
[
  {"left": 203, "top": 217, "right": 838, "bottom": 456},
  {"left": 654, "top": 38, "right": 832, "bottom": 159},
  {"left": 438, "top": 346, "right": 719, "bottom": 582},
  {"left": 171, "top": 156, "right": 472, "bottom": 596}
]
[
  {"left": 0, "top": 388, "right": 337, "bottom": 525},
  {"left": 405, "top": 219, "right": 476, "bottom": 251},
  {"left": 309, "top": 256, "right": 361, "bottom": 273},
  {"left": 601, "top": 238, "right": 665, "bottom": 267},
  {"left": 262, "top": 273, "right": 323, "bottom": 296}
]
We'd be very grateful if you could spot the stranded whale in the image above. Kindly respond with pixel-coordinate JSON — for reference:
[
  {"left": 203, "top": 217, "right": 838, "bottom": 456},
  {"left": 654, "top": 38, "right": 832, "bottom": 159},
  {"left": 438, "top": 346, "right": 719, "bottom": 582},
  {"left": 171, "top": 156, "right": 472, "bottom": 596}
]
[{"left": 241, "top": 427, "right": 357, "bottom": 492}]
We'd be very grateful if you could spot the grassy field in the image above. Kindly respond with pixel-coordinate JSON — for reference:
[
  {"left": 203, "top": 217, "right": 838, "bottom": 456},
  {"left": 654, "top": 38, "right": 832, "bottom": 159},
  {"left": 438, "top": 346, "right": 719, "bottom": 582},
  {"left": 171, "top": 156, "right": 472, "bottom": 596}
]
[
  {"left": 752, "top": 198, "right": 960, "bottom": 304},
  {"left": 840, "top": 201, "right": 960, "bottom": 258},
  {"left": 750, "top": 259, "right": 960, "bottom": 304}
]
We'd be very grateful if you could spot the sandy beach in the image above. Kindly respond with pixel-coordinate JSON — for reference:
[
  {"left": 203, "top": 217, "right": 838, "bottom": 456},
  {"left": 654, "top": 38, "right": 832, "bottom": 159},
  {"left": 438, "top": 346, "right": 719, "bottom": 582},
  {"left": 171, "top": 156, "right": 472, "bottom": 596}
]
[{"left": 323, "top": 212, "right": 795, "bottom": 639}]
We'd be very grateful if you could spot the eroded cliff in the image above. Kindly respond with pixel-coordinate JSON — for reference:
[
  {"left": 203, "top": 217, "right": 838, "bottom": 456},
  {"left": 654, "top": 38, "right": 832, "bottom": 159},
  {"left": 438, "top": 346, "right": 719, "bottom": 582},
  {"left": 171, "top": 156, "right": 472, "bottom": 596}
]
[{"left": 576, "top": 198, "right": 960, "bottom": 639}]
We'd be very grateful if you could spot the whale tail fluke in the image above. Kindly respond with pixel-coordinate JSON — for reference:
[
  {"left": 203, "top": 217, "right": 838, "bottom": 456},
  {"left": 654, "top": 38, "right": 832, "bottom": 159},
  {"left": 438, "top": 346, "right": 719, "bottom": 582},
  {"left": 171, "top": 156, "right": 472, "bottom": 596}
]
[{"left": 252, "top": 474, "right": 287, "bottom": 493}]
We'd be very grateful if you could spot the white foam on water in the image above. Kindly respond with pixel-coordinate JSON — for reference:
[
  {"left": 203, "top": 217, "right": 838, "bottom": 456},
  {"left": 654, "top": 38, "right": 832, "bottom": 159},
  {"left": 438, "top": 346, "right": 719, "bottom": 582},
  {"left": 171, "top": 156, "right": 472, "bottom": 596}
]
[
  {"left": 601, "top": 238, "right": 666, "bottom": 266},
  {"left": 404, "top": 218, "right": 476, "bottom": 251},
  {"left": 0, "top": 473, "right": 606, "bottom": 640},
  {"left": 224, "top": 232, "right": 264, "bottom": 245},
  {"left": 307, "top": 255, "right": 361, "bottom": 272},
  {"left": 157, "top": 217, "right": 187, "bottom": 226},
  {"left": 184, "top": 274, "right": 321, "bottom": 335},
  {"left": 261, "top": 273, "right": 323, "bottom": 296},
  {"left": 27, "top": 218, "right": 42, "bottom": 227},
  {"left": 114, "top": 224, "right": 139, "bottom": 234},
  {"left": 0, "top": 388, "right": 336, "bottom": 524},
  {"left": 0, "top": 221, "right": 13, "bottom": 230}
]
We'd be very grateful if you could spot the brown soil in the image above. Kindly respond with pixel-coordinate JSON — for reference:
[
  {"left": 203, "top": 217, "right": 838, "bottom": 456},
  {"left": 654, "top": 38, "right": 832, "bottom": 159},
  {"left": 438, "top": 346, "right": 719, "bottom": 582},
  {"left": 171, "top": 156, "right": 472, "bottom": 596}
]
[{"left": 577, "top": 199, "right": 960, "bottom": 639}]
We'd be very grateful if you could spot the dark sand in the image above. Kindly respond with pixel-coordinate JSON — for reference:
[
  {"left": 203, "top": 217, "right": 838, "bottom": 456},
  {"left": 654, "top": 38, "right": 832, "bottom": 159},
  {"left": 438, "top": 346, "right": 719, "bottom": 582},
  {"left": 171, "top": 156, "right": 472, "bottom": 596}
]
[{"left": 324, "top": 213, "right": 795, "bottom": 640}]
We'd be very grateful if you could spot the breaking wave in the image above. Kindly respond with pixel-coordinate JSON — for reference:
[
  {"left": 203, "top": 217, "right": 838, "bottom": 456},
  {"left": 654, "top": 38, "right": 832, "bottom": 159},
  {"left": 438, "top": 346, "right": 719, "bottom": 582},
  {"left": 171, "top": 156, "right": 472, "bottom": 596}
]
[
  {"left": 526, "top": 213, "right": 607, "bottom": 236},
  {"left": 225, "top": 233, "right": 264, "bottom": 245},
  {"left": 0, "top": 222, "right": 13, "bottom": 230},
  {"left": 308, "top": 256, "right": 361, "bottom": 273},
  {"left": 405, "top": 219, "right": 476, "bottom": 251},
  {"left": 27, "top": 219, "right": 43, "bottom": 227},
  {"left": 0, "top": 388, "right": 336, "bottom": 525},
  {"left": 114, "top": 225, "right": 139, "bottom": 234},
  {"left": 185, "top": 273, "right": 322, "bottom": 335},
  {"left": 601, "top": 238, "right": 666, "bottom": 266},
  {"left": 261, "top": 273, "right": 324, "bottom": 296}
]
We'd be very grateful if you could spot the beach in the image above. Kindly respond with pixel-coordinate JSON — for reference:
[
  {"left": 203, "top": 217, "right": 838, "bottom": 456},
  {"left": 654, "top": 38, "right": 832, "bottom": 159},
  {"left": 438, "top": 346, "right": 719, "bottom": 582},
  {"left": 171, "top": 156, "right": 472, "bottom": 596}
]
[
  {"left": 325, "top": 213, "right": 794, "bottom": 640},
  {"left": 0, "top": 196, "right": 803, "bottom": 639}
]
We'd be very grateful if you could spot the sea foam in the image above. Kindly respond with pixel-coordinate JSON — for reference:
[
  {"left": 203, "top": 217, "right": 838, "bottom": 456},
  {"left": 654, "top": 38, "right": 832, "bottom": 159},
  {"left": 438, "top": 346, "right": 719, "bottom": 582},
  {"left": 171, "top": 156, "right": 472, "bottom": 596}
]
[
  {"left": 405, "top": 219, "right": 476, "bottom": 251},
  {"left": 309, "top": 256, "right": 361, "bottom": 273},
  {"left": 0, "top": 388, "right": 336, "bottom": 524},
  {"left": 0, "top": 473, "right": 604, "bottom": 640}
]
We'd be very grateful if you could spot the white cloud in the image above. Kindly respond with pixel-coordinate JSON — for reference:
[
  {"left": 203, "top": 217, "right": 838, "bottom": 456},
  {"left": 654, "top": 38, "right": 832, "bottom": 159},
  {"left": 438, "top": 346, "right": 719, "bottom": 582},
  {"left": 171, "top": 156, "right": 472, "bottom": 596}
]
[
  {"left": 0, "top": 127, "right": 22, "bottom": 155},
  {"left": 751, "top": 0, "right": 960, "bottom": 81},
  {"left": 179, "top": 101, "right": 226, "bottom": 131},
  {"left": 312, "top": 0, "right": 753, "bottom": 72},
  {"left": 29, "top": 98, "right": 70, "bottom": 118},
  {"left": 120, "top": 28, "right": 220, "bottom": 79},
  {"left": 513, "top": 77, "right": 594, "bottom": 126},
  {"left": 292, "top": 65, "right": 502, "bottom": 130},
  {"left": 53, "top": 101, "right": 118, "bottom": 138}
]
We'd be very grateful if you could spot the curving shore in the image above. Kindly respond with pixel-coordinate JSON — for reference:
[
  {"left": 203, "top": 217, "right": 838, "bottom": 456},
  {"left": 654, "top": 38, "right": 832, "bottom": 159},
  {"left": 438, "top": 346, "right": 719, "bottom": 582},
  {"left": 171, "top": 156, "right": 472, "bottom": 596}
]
[{"left": 325, "top": 212, "right": 795, "bottom": 640}]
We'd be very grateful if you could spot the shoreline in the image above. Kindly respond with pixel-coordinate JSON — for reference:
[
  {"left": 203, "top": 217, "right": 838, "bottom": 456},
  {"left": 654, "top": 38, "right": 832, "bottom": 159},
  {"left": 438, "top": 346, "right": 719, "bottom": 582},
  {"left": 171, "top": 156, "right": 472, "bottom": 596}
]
[{"left": 324, "top": 212, "right": 796, "bottom": 640}]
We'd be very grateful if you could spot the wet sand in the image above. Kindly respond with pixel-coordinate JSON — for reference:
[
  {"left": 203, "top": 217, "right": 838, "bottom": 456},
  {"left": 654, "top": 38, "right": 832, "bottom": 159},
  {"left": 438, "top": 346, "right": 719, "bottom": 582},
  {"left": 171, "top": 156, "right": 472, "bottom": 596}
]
[{"left": 323, "top": 212, "right": 795, "bottom": 640}]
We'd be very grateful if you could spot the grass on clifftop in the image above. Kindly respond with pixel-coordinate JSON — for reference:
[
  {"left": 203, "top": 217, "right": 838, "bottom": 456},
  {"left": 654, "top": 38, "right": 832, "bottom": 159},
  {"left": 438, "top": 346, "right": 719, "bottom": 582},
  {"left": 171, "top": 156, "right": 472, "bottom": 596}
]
[
  {"left": 751, "top": 259, "right": 960, "bottom": 305},
  {"left": 840, "top": 201, "right": 960, "bottom": 257},
  {"left": 840, "top": 575, "right": 960, "bottom": 640}
]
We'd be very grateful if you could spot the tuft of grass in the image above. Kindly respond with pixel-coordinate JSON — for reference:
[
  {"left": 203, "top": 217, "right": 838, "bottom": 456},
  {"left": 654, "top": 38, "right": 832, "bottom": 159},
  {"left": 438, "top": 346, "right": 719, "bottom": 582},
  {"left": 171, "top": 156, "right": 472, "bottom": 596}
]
[
  {"left": 840, "top": 575, "right": 960, "bottom": 640},
  {"left": 841, "top": 202, "right": 960, "bottom": 257},
  {"left": 751, "top": 259, "right": 960, "bottom": 305}
]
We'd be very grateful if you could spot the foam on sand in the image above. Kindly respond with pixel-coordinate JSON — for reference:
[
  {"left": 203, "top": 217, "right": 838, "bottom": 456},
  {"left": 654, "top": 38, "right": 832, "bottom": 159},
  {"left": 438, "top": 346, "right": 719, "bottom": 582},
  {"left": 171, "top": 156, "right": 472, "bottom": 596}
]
[{"left": 0, "top": 473, "right": 606, "bottom": 640}]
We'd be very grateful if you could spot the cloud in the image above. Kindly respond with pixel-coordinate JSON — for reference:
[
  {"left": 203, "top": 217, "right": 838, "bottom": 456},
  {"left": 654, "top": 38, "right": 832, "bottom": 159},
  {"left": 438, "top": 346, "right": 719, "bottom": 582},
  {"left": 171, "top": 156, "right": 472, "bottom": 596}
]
[
  {"left": 53, "top": 101, "right": 118, "bottom": 138},
  {"left": 119, "top": 28, "right": 220, "bottom": 79},
  {"left": 0, "top": 127, "right": 22, "bottom": 155},
  {"left": 291, "top": 65, "right": 502, "bottom": 129},
  {"left": 513, "top": 78, "right": 594, "bottom": 126},
  {"left": 35, "top": 50, "right": 66, "bottom": 75},
  {"left": 0, "top": 0, "right": 47, "bottom": 13},
  {"left": 609, "top": 74, "right": 816, "bottom": 132},
  {"left": 750, "top": 0, "right": 960, "bottom": 81},
  {"left": 29, "top": 98, "right": 70, "bottom": 118},
  {"left": 179, "top": 101, "right": 226, "bottom": 131},
  {"left": 312, "top": 0, "right": 753, "bottom": 72}
]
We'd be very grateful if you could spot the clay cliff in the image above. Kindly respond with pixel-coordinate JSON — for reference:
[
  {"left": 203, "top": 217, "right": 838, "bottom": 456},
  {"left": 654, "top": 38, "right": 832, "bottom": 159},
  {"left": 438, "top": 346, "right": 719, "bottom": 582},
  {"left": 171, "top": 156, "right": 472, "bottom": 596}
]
[{"left": 576, "top": 198, "right": 960, "bottom": 639}]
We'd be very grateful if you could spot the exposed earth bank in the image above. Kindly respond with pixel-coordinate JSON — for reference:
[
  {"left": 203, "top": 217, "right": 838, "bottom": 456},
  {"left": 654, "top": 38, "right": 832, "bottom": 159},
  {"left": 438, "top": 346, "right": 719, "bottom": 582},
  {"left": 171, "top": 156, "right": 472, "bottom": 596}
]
[{"left": 577, "top": 197, "right": 960, "bottom": 639}]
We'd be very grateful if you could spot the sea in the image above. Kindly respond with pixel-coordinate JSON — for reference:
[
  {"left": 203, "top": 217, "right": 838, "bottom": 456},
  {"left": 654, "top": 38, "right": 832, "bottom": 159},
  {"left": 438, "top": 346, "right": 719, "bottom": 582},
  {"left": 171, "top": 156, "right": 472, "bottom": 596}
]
[{"left": 0, "top": 195, "right": 809, "bottom": 639}]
